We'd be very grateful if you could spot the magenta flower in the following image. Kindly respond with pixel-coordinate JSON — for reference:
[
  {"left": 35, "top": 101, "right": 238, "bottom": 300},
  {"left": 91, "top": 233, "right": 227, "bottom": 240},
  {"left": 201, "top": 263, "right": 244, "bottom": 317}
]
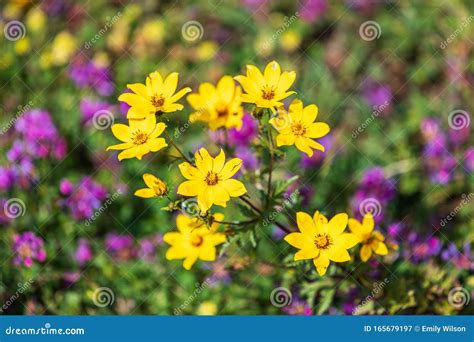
[
  {"left": 12, "top": 232, "right": 46, "bottom": 267},
  {"left": 61, "top": 177, "right": 108, "bottom": 221},
  {"left": 75, "top": 239, "right": 93, "bottom": 266}
]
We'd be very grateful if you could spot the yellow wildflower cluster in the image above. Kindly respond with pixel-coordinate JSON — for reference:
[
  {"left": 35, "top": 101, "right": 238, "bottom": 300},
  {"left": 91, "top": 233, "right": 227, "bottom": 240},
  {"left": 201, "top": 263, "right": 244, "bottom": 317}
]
[{"left": 107, "top": 61, "right": 392, "bottom": 272}]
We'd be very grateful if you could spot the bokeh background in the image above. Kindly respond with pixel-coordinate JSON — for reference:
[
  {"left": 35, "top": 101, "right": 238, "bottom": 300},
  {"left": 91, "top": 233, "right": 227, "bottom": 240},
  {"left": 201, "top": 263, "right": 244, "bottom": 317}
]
[{"left": 0, "top": 0, "right": 473, "bottom": 315}]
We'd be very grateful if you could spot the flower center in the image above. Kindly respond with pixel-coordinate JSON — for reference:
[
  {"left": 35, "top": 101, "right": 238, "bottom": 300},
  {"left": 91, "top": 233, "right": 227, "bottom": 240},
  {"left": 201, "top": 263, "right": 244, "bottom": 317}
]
[
  {"left": 152, "top": 180, "right": 167, "bottom": 196},
  {"left": 18, "top": 245, "right": 32, "bottom": 258},
  {"left": 205, "top": 171, "right": 219, "bottom": 185},
  {"left": 151, "top": 95, "right": 165, "bottom": 109},
  {"left": 132, "top": 130, "right": 148, "bottom": 145},
  {"left": 314, "top": 233, "right": 333, "bottom": 250},
  {"left": 216, "top": 103, "right": 228, "bottom": 117},
  {"left": 291, "top": 122, "right": 307, "bottom": 136},
  {"left": 191, "top": 235, "right": 204, "bottom": 247},
  {"left": 261, "top": 87, "right": 275, "bottom": 100}
]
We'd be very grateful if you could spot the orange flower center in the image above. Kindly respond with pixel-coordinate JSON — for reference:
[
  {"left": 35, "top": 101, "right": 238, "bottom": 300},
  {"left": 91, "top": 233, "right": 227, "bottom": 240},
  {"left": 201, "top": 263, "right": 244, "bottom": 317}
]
[
  {"left": 216, "top": 103, "right": 228, "bottom": 117},
  {"left": 314, "top": 233, "right": 333, "bottom": 250},
  {"left": 132, "top": 130, "right": 148, "bottom": 145},
  {"left": 191, "top": 235, "right": 204, "bottom": 247},
  {"left": 18, "top": 245, "right": 32, "bottom": 258},
  {"left": 261, "top": 87, "right": 275, "bottom": 100},
  {"left": 205, "top": 171, "right": 219, "bottom": 185},
  {"left": 291, "top": 122, "right": 307, "bottom": 136},
  {"left": 151, "top": 95, "right": 165, "bottom": 109}
]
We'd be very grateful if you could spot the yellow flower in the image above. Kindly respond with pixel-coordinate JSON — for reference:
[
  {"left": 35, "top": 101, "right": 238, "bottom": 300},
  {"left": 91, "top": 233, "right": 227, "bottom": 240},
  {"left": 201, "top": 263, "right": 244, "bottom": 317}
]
[
  {"left": 163, "top": 213, "right": 227, "bottom": 270},
  {"left": 234, "top": 60, "right": 296, "bottom": 109},
  {"left": 348, "top": 213, "right": 388, "bottom": 262},
  {"left": 187, "top": 76, "right": 244, "bottom": 130},
  {"left": 134, "top": 173, "right": 168, "bottom": 198},
  {"left": 177, "top": 148, "right": 247, "bottom": 213},
  {"left": 118, "top": 71, "right": 191, "bottom": 119},
  {"left": 284, "top": 211, "right": 359, "bottom": 276},
  {"left": 107, "top": 115, "right": 168, "bottom": 161},
  {"left": 269, "top": 99, "right": 330, "bottom": 157}
]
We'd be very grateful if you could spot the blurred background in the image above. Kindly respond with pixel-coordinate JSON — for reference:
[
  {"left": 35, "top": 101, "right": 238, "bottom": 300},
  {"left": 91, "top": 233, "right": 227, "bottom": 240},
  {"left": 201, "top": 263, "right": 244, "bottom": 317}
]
[{"left": 0, "top": 0, "right": 472, "bottom": 315}]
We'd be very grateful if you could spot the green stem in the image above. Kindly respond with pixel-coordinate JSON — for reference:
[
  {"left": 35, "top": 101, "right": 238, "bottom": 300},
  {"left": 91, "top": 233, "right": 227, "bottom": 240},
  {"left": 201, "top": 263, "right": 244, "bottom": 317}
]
[{"left": 164, "top": 130, "right": 192, "bottom": 164}]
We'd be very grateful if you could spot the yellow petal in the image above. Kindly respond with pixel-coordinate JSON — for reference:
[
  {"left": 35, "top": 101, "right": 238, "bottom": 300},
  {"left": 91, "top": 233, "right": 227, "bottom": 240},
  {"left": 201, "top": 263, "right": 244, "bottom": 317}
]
[
  {"left": 207, "top": 185, "right": 230, "bottom": 205},
  {"left": 213, "top": 149, "right": 226, "bottom": 173},
  {"left": 207, "top": 232, "right": 226, "bottom": 245},
  {"left": 328, "top": 213, "right": 348, "bottom": 237},
  {"left": 177, "top": 180, "right": 203, "bottom": 196},
  {"left": 294, "top": 248, "right": 319, "bottom": 261},
  {"left": 111, "top": 124, "right": 132, "bottom": 142},
  {"left": 163, "top": 72, "right": 178, "bottom": 98},
  {"left": 149, "top": 122, "right": 167, "bottom": 139},
  {"left": 127, "top": 83, "right": 150, "bottom": 98},
  {"left": 199, "top": 246, "right": 216, "bottom": 261},
  {"left": 302, "top": 104, "right": 318, "bottom": 124},
  {"left": 360, "top": 244, "right": 372, "bottom": 262},
  {"left": 264, "top": 60, "right": 281, "bottom": 87},
  {"left": 195, "top": 148, "right": 213, "bottom": 173},
  {"left": 306, "top": 122, "right": 330, "bottom": 139},
  {"left": 327, "top": 246, "right": 350, "bottom": 262},
  {"left": 284, "top": 232, "right": 314, "bottom": 250},
  {"left": 163, "top": 232, "right": 182, "bottom": 245},
  {"left": 288, "top": 99, "right": 303, "bottom": 121},
  {"left": 374, "top": 241, "right": 388, "bottom": 255},
  {"left": 348, "top": 218, "right": 364, "bottom": 237},
  {"left": 143, "top": 173, "right": 159, "bottom": 189},
  {"left": 147, "top": 71, "right": 163, "bottom": 94},
  {"left": 220, "top": 158, "right": 243, "bottom": 179},
  {"left": 276, "top": 133, "right": 296, "bottom": 147},
  {"left": 134, "top": 188, "right": 156, "bottom": 198},
  {"left": 296, "top": 211, "right": 317, "bottom": 235},
  {"left": 336, "top": 233, "right": 360, "bottom": 249},
  {"left": 234, "top": 75, "right": 260, "bottom": 95},
  {"left": 362, "top": 214, "right": 375, "bottom": 233},
  {"left": 220, "top": 179, "right": 246, "bottom": 197},
  {"left": 305, "top": 138, "right": 325, "bottom": 152},
  {"left": 179, "top": 162, "right": 203, "bottom": 180},
  {"left": 217, "top": 76, "right": 235, "bottom": 103},
  {"left": 245, "top": 65, "right": 265, "bottom": 87},
  {"left": 118, "top": 93, "right": 148, "bottom": 106},
  {"left": 106, "top": 142, "right": 133, "bottom": 151},
  {"left": 126, "top": 104, "right": 155, "bottom": 119},
  {"left": 117, "top": 146, "right": 146, "bottom": 160},
  {"left": 183, "top": 253, "right": 199, "bottom": 270},
  {"left": 275, "top": 71, "right": 296, "bottom": 94},
  {"left": 147, "top": 138, "right": 168, "bottom": 152},
  {"left": 295, "top": 136, "right": 313, "bottom": 157},
  {"left": 166, "top": 246, "right": 188, "bottom": 260},
  {"left": 197, "top": 190, "right": 212, "bottom": 213},
  {"left": 168, "top": 87, "right": 192, "bottom": 104},
  {"left": 313, "top": 253, "right": 330, "bottom": 276},
  {"left": 129, "top": 114, "right": 156, "bottom": 132}
]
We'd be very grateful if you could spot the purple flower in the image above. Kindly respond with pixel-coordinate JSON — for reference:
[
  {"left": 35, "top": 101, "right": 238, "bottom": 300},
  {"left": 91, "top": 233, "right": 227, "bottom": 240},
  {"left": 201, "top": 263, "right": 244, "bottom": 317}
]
[
  {"left": 0, "top": 199, "right": 13, "bottom": 225},
  {"left": 14, "top": 109, "right": 67, "bottom": 160},
  {"left": 204, "top": 260, "right": 232, "bottom": 286},
  {"left": 69, "top": 59, "right": 114, "bottom": 96},
  {"left": 406, "top": 235, "right": 442, "bottom": 263},
  {"left": 351, "top": 167, "right": 396, "bottom": 223},
  {"left": 61, "top": 177, "right": 108, "bottom": 221},
  {"left": 420, "top": 118, "right": 441, "bottom": 142},
  {"left": 105, "top": 233, "right": 136, "bottom": 261},
  {"left": 464, "top": 147, "right": 474, "bottom": 173},
  {"left": 12, "top": 232, "right": 46, "bottom": 267},
  {"left": 138, "top": 238, "right": 157, "bottom": 262},
  {"left": 75, "top": 239, "right": 92, "bottom": 266},
  {"left": 299, "top": 0, "right": 327, "bottom": 23},
  {"left": 441, "top": 243, "right": 473, "bottom": 270},
  {"left": 422, "top": 135, "right": 456, "bottom": 184},
  {"left": 448, "top": 124, "right": 470, "bottom": 146},
  {"left": 59, "top": 178, "right": 74, "bottom": 195},
  {"left": 362, "top": 79, "right": 392, "bottom": 113},
  {"left": 228, "top": 113, "right": 258, "bottom": 146},
  {"left": 235, "top": 147, "right": 258, "bottom": 174},
  {"left": 282, "top": 295, "right": 313, "bottom": 315},
  {"left": 0, "top": 166, "right": 16, "bottom": 191},
  {"left": 80, "top": 97, "right": 113, "bottom": 126}
]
